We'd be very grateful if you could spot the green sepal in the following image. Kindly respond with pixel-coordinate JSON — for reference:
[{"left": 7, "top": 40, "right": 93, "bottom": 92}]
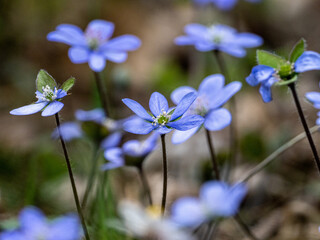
[
  {"left": 36, "top": 70, "right": 57, "bottom": 92},
  {"left": 61, "top": 77, "right": 75, "bottom": 93},
  {"left": 289, "top": 38, "right": 306, "bottom": 63},
  {"left": 275, "top": 75, "right": 298, "bottom": 86},
  {"left": 256, "top": 50, "right": 287, "bottom": 69}
]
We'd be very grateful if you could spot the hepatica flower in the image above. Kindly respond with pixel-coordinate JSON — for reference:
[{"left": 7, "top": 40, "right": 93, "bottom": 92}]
[
  {"left": 171, "top": 181, "right": 247, "bottom": 227},
  {"left": 305, "top": 83, "right": 320, "bottom": 125},
  {"left": 194, "top": 0, "right": 261, "bottom": 11},
  {"left": 10, "top": 70, "right": 74, "bottom": 117},
  {"left": 246, "top": 39, "right": 320, "bottom": 102},
  {"left": 122, "top": 92, "right": 204, "bottom": 135},
  {"left": 47, "top": 20, "right": 141, "bottom": 72},
  {"left": 175, "top": 23, "right": 263, "bottom": 57},
  {"left": 0, "top": 206, "right": 81, "bottom": 240},
  {"left": 171, "top": 74, "right": 241, "bottom": 144},
  {"left": 102, "top": 132, "right": 159, "bottom": 170}
]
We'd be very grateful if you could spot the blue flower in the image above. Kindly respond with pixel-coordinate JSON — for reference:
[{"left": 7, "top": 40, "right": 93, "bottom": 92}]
[
  {"left": 47, "top": 20, "right": 141, "bottom": 72},
  {"left": 171, "top": 74, "right": 241, "bottom": 144},
  {"left": 52, "top": 122, "right": 83, "bottom": 142},
  {"left": 246, "top": 51, "right": 320, "bottom": 102},
  {"left": 175, "top": 24, "right": 263, "bottom": 57},
  {"left": 0, "top": 206, "right": 81, "bottom": 240},
  {"left": 10, "top": 85, "right": 67, "bottom": 117},
  {"left": 171, "top": 181, "right": 247, "bottom": 227},
  {"left": 122, "top": 92, "right": 204, "bottom": 135},
  {"left": 305, "top": 83, "right": 320, "bottom": 125},
  {"left": 102, "top": 132, "right": 159, "bottom": 170},
  {"left": 75, "top": 108, "right": 106, "bottom": 124},
  {"left": 194, "top": 0, "right": 261, "bottom": 11}
]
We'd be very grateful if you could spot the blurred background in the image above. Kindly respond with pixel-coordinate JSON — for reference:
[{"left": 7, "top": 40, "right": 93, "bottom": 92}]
[{"left": 2, "top": 0, "right": 320, "bottom": 239}]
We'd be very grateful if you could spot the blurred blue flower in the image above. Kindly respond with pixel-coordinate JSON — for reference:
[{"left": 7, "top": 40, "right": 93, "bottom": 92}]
[
  {"left": 305, "top": 83, "right": 320, "bottom": 125},
  {"left": 52, "top": 122, "right": 83, "bottom": 142},
  {"left": 171, "top": 181, "right": 247, "bottom": 227},
  {"left": 75, "top": 108, "right": 106, "bottom": 124},
  {"left": 171, "top": 74, "right": 241, "bottom": 144},
  {"left": 47, "top": 20, "right": 141, "bottom": 72},
  {"left": 246, "top": 51, "right": 320, "bottom": 102},
  {"left": 194, "top": 0, "right": 261, "bottom": 11},
  {"left": 122, "top": 92, "right": 204, "bottom": 135},
  {"left": 175, "top": 24, "right": 262, "bottom": 57},
  {"left": 0, "top": 206, "right": 81, "bottom": 240},
  {"left": 10, "top": 85, "right": 67, "bottom": 117},
  {"left": 102, "top": 132, "right": 159, "bottom": 170}
]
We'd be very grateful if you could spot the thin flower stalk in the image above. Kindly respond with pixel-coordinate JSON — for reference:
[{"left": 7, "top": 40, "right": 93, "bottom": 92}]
[{"left": 161, "top": 134, "right": 168, "bottom": 216}]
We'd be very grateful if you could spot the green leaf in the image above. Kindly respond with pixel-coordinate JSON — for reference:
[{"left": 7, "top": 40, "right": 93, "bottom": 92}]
[
  {"left": 36, "top": 70, "right": 57, "bottom": 92},
  {"left": 256, "top": 50, "right": 287, "bottom": 69},
  {"left": 289, "top": 38, "right": 306, "bottom": 63},
  {"left": 61, "top": 77, "right": 75, "bottom": 93}
]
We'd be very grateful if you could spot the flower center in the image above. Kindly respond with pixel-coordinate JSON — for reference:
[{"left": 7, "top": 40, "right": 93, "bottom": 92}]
[
  {"left": 188, "top": 96, "right": 209, "bottom": 117},
  {"left": 207, "top": 25, "right": 224, "bottom": 44},
  {"left": 152, "top": 110, "right": 171, "bottom": 126},
  {"left": 277, "top": 62, "right": 295, "bottom": 80},
  {"left": 40, "top": 85, "right": 58, "bottom": 102},
  {"left": 85, "top": 28, "right": 107, "bottom": 50}
]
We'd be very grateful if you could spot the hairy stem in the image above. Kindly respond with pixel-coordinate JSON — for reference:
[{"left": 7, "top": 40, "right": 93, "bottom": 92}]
[
  {"left": 137, "top": 165, "right": 153, "bottom": 206},
  {"left": 54, "top": 114, "right": 91, "bottom": 240},
  {"left": 160, "top": 134, "right": 168, "bottom": 216},
  {"left": 205, "top": 129, "right": 220, "bottom": 180},
  {"left": 93, "top": 71, "right": 110, "bottom": 117},
  {"left": 288, "top": 83, "right": 320, "bottom": 174}
]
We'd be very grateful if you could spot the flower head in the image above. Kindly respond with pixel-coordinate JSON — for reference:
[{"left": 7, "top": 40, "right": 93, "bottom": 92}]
[
  {"left": 0, "top": 206, "right": 81, "bottom": 240},
  {"left": 47, "top": 20, "right": 141, "bottom": 72},
  {"left": 102, "top": 132, "right": 159, "bottom": 170},
  {"left": 171, "top": 181, "right": 247, "bottom": 227},
  {"left": 194, "top": 0, "right": 261, "bottom": 11},
  {"left": 246, "top": 48, "right": 320, "bottom": 102},
  {"left": 122, "top": 92, "right": 204, "bottom": 135},
  {"left": 170, "top": 74, "right": 241, "bottom": 144},
  {"left": 305, "top": 82, "right": 320, "bottom": 125},
  {"left": 10, "top": 70, "right": 73, "bottom": 117},
  {"left": 175, "top": 23, "right": 262, "bottom": 57}
]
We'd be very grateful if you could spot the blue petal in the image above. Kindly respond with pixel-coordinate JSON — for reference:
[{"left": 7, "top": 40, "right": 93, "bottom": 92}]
[
  {"left": 156, "top": 126, "right": 173, "bottom": 134},
  {"left": 123, "top": 117, "right": 155, "bottom": 135},
  {"left": 259, "top": 84, "right": 272, "bottom": 103},
  {"left": 174, "top": 36, "right": 196, "bottom": 46},
  {"left": 171, "top": 86, "right": 196, "bottom": 105},
  {"left": 10, "top": 102, "right": 48, "bottom": 115},
  {"left": 305, "top": 92, "right": 320, "bottom": 104},
  {"left": 41, "top": 101, "right": 64, "bottom": 117},
  {"left": 101, "top": 132, "right": 122, "bottom": 149},
  {"left": 246, "top": 65, "right": 275, "bottom": 86},
  {"left": 210, "top": 81, "right": 242, "bottom": 109},
  {"left": 0, "top": 231, "right": 26, "bottom": 240},
  {"left": 198, "top": 74, "right": 224, "bottom": 101},
  {"left": 123, "top": 133, "right": 159, "bottom": 156},
  {"left": 88, "top": 53, "right": 106, "bottom": 72},
  {"left": 103, "top": 148, "right": 125, "bottom": 171},
  {"left": 68, "top": 46, "right": 89, "bottom": 63},
  {"left": 219, "top": 44, "right": 246, "bottom": 58},
  {"left": 103, "top": 51, "right": 128, "bottom": 63},
  {"left": 75, "top": 108, "right": 105, "bottom": 123},
  {"left": 19, "top": 207, "right": 47, "bottom": 237},
  {"left": 47, "top": 25, "right": 86, "bottom": 46},
  {"left": 204, "top": 108, "right": 231, "bottom": 131},
  {"left": 171, "top": 197, "right": 205, "bottom": 227},
  {"left": 236, "top": 33, "right": 263, "bottom": 48},
  {"left": 101, "top": 35, "right": 141, "bottom": 51},
  {"left": 213, "top": 0, "right": 237, "bottom": 10},
  {"left": 171, "top": 92, "right": 197, "bottom": 120},
  {"left": 149, "top": 92, "right": 169, "bottom": 117},
  {"left": 184, "top": 23, "right": 208, "bottom": 37},
  {"left": 194, "top": 41, "right": 216, "bottom": 52},
  {"left": 47, "top": 214, "right": 81, "bottom": 240},
  {"left": 295, "top": 51, "right": 320, "bottom": 73},
  {"left": 85, "top": 20, "right": 114, "bottom": 41},
  {"left": 122, "top": 98, "right": 153, "bottom": 121},
  {"left": 52, "top": 122, "right": 83, "bottom": 142},
  {"left": 317, "top": 117, "right": 320, "bottom": 125},
  {"left": 56, "top": 89, "right": 67, "bottom": 99},
  {"left": 167, "top": 115, "right": 204, "bottom": 131},
  {"left": 171, "top": 126, "right": 200, "bottom": 144}
]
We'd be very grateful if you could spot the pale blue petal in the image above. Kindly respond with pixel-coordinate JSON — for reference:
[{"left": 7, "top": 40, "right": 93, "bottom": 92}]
[
  {"left": 101, "top": 132, "right": 122, "bottom": 149},
  {"left": 171, "top": 92, "right": 197, "bottom": 120},
  {"left": 219, "top": 44, "right": 246, "bottom": 58},
  {"left": 88, "top": 53, "right": 106, "bottom": 72},
  {"left": 123, "top": 117, "right": 155, "bottom": 135},
  {"left": 122, "top": 140, "right": 141, "bottom": 157},
  {"left": 171, "top": 126, "right": 200, "bottom": 144},
  {"left": 103, "top": 51, "right": 127, "bottom": 63},
  {"left": 55, "top": 24, "right": 86, "bottom": 46},
  {"left": 10, "top": 102, "right": 48, "bottom": 115},
  {"left": 19, "top": 207, "right": 47, "bottom": 237},
  {"left": 85, "top": 20, "right": 114, "bottom": 41},
  {"left": 52, "top": 122, "right": 83, "bottom": 142},
  {"left": 259, "top": 84, "right": 272, "bottom": 103},
  {"left": 316, "top": 117, "right": 320, "bottom": 125},
  {"left": 236, "top": 33, "right": 263, "bottom": 48},
  {"left": 41, "top": 101, "right": 64, "bottom": 116},
  {"left": 103, "top": 148, "right": 124, "bottom": 170},
  {"left": 194, "top": 41, "right": 216, "bottom": 52},
  {"left": 48, "top": 214, "right": 81, "bottom": 240},
  {"left": 156, "top": 126, "right": 172, "bottom": 134},
  {"left": 101, "top": 35, "right": 141, "bottom": 51},
  {"left": 246, "top": 65, "right": 274, "bottom": 86},
  {"left": 305, "top": 92, "right": 320, "bottom": 104},
  {"left": 75, "top": 108, "right": 105, "bottom": 123},
  {"left": 174, "top": 36, "right": 196, "bottom": 46},
  {"left": 0, "top": 231, "right": 26, "bottom": 240},
  {"left": 198, "top": 74, "right": 224, "bottom": 100},
  {"left": 47, "top": 30, "right": 86, "bottom": 46},
  {"left": 56, "top": 89, "right": 67, "bottom": 99},
  {"left": 167, "top": 115, "right": 204, "bottom": 131},
  {"left": 171, "top": 86, "right": 196, "bottom": 105},
  {"left": 295, "top": 51, "right": 320, "bottom": 73},
  {"left": 204, "top": 108, "right": 231, "bottom": 131},
  {"left": 213, "top": 0, "right": 237, "bottom": 10},
  {"left": 210, "top": 81, "right": 242, "bottom": 109},
  {"left": 149, "top": 92, "right": 169, "bottom": 117},
  {"left": 68, "top": 46, "right": 89, "bottom": 63},
  {"left": 184, "top": 23, "right": 208, "bottom": 37},
  {"left": 171, "top": 197, "right": 205, "bottom": 227},
  {"left": 122, "top": 98, "right": 153, "bottom": 121}
]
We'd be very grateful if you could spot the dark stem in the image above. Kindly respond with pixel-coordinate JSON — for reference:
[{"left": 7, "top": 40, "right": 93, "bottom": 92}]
[
  {"left": 205, "top": 129, "right": 220, "bottom": 180},
  {"left": 81, "top": 147, "right": 100, "bottom": 209},
  {"left": 93, "top": 71, "right": 110, "bottom": 117},
  {"left": 234, "top": 214, "right": 259, "bottom": 240},
  {"left": 288, "top": 83, "right": 320, "bottom": 174},
  {"left": 137, "top": 165, "right": 153, "bottom": 206},
  {"left": 160, "top": 134, "right": 168, "bottom": 216},
  {"left": 54, "top": 114, "right": 91, "bottom": 240}
]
